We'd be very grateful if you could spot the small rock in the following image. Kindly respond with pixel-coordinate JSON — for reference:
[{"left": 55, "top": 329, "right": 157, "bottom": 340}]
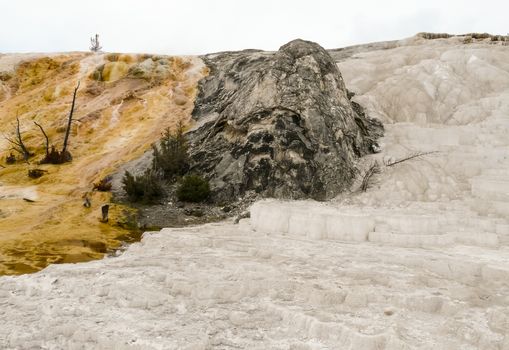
[{"left": 384, "top": 308, "right": 395, "bottom": 316}]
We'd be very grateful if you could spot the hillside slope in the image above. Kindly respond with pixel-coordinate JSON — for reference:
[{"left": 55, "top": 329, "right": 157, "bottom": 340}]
[
  {"left": 0, "top": 40, "right": 384, "bottom": 274},
  {"left": 0, "top": 52, "right": 206, "bottom": 274}
]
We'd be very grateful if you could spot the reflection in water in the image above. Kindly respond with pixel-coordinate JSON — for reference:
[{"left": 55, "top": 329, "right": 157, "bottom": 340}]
[{"left": 1, "top": 225, "right": 145, "bottom": 275}]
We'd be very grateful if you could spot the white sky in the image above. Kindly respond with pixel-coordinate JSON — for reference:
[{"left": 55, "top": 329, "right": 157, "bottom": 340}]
[{"left": 1, "top": 0, "right": 507, "bottom": 55}]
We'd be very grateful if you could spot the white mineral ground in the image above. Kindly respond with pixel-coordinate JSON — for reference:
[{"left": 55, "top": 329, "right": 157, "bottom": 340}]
[{"left": 1, "top": 36, "right": 509, "bottom": 349}]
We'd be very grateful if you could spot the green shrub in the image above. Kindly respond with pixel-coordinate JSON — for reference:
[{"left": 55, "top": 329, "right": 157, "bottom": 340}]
[
  {"left": 122, "top": 170, "right": 163, "bottom": 203},
  {"left": 152, "top": 124, "right": 189, "bottom": 180},
  {"left": 177, "top": 175, "right": 210, "bottom": 203}
]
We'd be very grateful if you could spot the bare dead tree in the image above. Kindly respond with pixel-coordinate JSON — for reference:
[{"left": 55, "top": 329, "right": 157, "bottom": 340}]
[
  {"left": 360, "top": 161, "right": 381, "bottom": 192},
  {"left": 33, "top": 121, "right": 49, "bottom": 158},
  {"left": 3, "top": 83, "right": 82, "bottom": 165},
  {"left": 355, "top": 151, "right": 437, "bottom": 193},
  {"left": 4, "top": 117, "right": 31, "bottom": 161},
  {"left": 15, "top": 117, "right": 31, "bottom": 160},
  {"left": 90, "top": 34, "right": 102, "bottom": 52},
  {"left": 60, "top": 81, "right": 80, "bottom": 161},
  {"left": 385, "top": 151, "right": 437, "bottom": 167}
]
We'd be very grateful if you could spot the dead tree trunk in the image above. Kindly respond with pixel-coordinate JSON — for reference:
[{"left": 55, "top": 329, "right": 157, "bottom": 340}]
[
  {"left": 61, "top": 82, "right": 80, "bottom": 162},
  {"left": 360, "top": 161, "right": 380, "bottom": 192},
  {"left": 33, "top": 121, "right": 49, "bottom": 158},
  {"left": 101, "top": 204, "right": 109, "bottom": 223},
  {"left": 4, "top": 117, "right": 31, "bottom": 161},
  {"left": 16, "top": 117, "right": 31, "bottom": 161}
]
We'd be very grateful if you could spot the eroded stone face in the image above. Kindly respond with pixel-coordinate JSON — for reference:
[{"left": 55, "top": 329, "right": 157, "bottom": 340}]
[{"left": 189, "top": 39, "right": 383, "bottom": 201}]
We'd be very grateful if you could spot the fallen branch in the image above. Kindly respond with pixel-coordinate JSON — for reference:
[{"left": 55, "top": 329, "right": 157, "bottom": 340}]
[{"left": 385, "top": 151, "right": 437, "bottom": 167}]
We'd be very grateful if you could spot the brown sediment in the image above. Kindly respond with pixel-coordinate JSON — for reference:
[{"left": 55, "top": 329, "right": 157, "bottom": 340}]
[{"left": 0, "top": 52, "right": 206, "bottom": 275}]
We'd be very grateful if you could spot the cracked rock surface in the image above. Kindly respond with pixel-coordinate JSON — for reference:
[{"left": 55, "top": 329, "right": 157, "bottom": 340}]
[{"left": 188, "top": 39, "right": 383, "bottom": 202}]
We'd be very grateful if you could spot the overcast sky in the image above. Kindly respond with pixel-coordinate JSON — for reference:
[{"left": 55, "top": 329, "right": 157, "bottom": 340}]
[{"left": 1, "top": 0, "right": 507, "bottom": 54}]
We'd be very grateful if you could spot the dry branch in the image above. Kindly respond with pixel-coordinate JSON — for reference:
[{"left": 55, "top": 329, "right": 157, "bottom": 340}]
[
  {"left": 385, "top": 151, "right": 437, "bottom": 167},
  {"left": 360, "top": 161, "right": 381, "bottom": 192},
  {"left": 33, "top": 121, "right": 50, "bottom": 157},
  {"left": 4, "top": 117, "right": 31, "bottom": 161}
]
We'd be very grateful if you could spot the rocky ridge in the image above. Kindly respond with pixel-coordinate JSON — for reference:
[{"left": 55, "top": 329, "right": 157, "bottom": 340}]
[{"left": 188, "top": 39, "right": 383, "bottom": 202}]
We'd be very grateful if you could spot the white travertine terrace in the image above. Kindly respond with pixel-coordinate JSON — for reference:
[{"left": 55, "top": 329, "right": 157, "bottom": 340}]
[{"left": 1, "top": 36, "right": 508, "bottom": 349}]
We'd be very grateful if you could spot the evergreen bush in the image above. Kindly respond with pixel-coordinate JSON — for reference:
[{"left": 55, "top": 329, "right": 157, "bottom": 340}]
[
  {"left": 122, "top": 170, "right": 163, "bottom": 203},
  {"left": 152, "top": 124, "right": 189, "bottom": 180},
  {"left": 177, "top": 175, "right": 210, "bottom": 203}
]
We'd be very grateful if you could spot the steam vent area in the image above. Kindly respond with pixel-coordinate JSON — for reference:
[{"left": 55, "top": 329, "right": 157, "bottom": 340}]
[{"left": 1, "top": 33, "right": 509, "bottom": 349}]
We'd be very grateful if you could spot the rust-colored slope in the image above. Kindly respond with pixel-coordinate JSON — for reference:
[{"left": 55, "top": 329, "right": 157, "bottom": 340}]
[{"left": 0, "top": 52, "right": 206, "bottom": 274}]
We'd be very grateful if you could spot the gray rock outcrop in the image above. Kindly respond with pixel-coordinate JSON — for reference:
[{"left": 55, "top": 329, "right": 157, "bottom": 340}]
[{"left": 188, "top": 39, "right": 383, "bottom": 202}]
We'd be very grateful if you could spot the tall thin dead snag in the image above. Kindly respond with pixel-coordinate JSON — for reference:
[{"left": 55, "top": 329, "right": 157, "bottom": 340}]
[{"left": 61, "top": 81, "right": 80, "bottom": 160}]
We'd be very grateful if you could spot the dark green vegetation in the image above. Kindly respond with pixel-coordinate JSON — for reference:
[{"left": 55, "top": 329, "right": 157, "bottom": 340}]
[
  {"left": 122, "top": 124, "right": 209, "bottom": 204},
  {"left": 152, "top": 122, "right": 189, "bottom": 179},
  {"left": 177, "top": 175, "right": 211, "bottom": 203},
  {"left": 122, "top": 170, "right": 163, "bottom": 204}
]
